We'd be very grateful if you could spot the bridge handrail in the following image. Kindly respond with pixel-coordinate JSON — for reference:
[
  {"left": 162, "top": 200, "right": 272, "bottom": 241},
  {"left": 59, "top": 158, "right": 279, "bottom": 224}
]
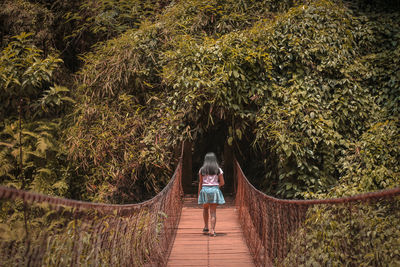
[
  {"left": 0, "top": 157, "right": 184, "bottom": 266},
  {"left": 234, "top": 160, "right": 400, "bottom": 205},
  {"left": 234, "top": 158, "right": 400, "bottom": 267},
  {"left": 0, "top": 157, "right": 182, "bottom": 214}
]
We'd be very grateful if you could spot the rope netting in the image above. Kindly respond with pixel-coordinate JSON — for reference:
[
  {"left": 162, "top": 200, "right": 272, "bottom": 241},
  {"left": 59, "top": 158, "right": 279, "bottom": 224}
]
[
  {"left": 0, "top": 159, "right": 183, "bottom": 267},
  {"left": 234, "top": 159, "right": 400, "bottom": 267}
]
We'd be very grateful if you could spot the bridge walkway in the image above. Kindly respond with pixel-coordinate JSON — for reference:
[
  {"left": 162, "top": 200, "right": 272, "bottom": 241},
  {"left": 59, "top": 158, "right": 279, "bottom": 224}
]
[{"left": 167, "top": 197, "right": 255, "bottom": 267}]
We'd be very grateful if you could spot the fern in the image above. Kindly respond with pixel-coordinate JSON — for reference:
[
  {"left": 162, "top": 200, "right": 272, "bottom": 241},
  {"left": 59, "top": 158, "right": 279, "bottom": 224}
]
[{"left": 36, "top": 137, "right": 50, "bottom": 155}]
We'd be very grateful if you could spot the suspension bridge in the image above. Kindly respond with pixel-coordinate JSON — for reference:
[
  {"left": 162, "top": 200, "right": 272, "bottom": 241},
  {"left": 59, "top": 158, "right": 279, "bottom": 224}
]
[{"left": 0, "top": 151, "right": 399, "bottom": 266}]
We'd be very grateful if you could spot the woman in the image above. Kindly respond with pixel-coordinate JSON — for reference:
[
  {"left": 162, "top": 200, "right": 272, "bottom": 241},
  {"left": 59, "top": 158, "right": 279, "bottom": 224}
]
[{"left": 198, "top": 152, "right": 225, "bottom": 236}]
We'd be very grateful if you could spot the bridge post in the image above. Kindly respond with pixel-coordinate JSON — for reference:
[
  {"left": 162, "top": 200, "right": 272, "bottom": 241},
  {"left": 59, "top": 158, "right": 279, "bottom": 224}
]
[
  {"left": 223, "top": 141, "right": 234, "bottom": 195},
  {"left": 181, "top": 140, "right": 192, "bottom": 194}
]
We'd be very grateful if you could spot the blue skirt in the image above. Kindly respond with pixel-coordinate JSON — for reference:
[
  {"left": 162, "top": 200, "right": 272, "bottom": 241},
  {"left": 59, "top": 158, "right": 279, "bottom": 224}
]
[{"left": 198, "top": 186, "right": 225, "bottom": 205}]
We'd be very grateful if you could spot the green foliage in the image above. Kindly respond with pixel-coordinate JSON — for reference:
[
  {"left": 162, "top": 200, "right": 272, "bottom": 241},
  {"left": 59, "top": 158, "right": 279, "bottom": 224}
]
[
  {"left": 284, "top": 120, "right": 399, "bottom": 266},
  {"left": 160, "top": 0, "right": 297, "bottom": 36},
  {"left": 345, "top": 12, "right": 400, "bottom": 117},
  {"left": 1, "top": 0, "right": 398, "bottom": 206},
  {"left": 0, "top": 0, "right": 86, "bottom": 81},
  {"left": 32, "top": 85, "right": 75, "bottom": 118},
  {"left": 0, "top": 0, "right": 397, "bottom": 205},
  {"left": 255, "top": 3, "right": 400, "bottom": 263},
  {"left": 64, "top": 0, "right": 167, "bottom": 50},
  {"left": 0, "top": 119, "right": 69, "bottom": 196},
  {"left": 0, "top": 32, "right": 62, "bottom": 119},
  {"left": 251, "top": 0, "right": 399, "bottom": 198},
  {"left": 0, "top": 0, "right": 55, "bottom": 49},
  {"left": 281, "top": 201, "right": 400, "bottom": 266},
  {"left": 161, "top": 30, "right": 271, "bottom": 140},
  {"left": 309, "top": 119, "right": 400, "bottom": 198},
  {"left": 0, "top": 32, "right": 79, "bottom": 197},
  {"left": 67, "top": 94, "right": 173, "bottom": 203},
  {"left": 67, "top": 21, "right": 177, "bottom": 202},
  {"left": 77, "top": 21, "right": 165, "bottom": 101},
  {"left": 68, "top": 0, "right": 400, "bottom": 203}
]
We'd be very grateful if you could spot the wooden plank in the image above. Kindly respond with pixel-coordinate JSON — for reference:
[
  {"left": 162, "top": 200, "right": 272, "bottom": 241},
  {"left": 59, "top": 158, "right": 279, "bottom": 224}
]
[{"left": 167, "top": 198, "right": 255, "bottom": 267}]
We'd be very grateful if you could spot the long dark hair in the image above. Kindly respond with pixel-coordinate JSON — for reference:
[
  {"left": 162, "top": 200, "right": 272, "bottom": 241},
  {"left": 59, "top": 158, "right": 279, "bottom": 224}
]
[{"left": 200, "top": 152, "right": 220, "bottom": 175}]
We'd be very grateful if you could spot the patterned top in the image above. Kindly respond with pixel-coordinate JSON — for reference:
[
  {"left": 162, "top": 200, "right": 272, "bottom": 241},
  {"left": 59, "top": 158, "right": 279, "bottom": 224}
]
[{"left": 200, "top": 168, "right": 223, "bottom": 186}]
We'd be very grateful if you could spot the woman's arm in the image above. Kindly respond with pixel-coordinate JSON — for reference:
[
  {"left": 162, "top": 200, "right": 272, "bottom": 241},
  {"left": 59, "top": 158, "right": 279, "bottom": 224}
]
[
  {"left": 218, "top": 173, "right": 225, "bottom": 188},
  {"left": 198, "top": 173, "right": 203, "bottom": 197}
]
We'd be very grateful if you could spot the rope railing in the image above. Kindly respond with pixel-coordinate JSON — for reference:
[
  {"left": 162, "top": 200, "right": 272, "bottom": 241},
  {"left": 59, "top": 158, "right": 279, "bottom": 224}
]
[
  {"left": 234, "top": 159, "right": 400, "bottom": 267},
  {"left": 0, "top": 158, "right": 183, "bottom": 267}
]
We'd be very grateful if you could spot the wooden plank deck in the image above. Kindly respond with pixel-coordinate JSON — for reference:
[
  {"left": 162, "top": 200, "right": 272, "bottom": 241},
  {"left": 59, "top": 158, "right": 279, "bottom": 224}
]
[{"left": 167, "top": 197, "right": 255, "bottom": 267}]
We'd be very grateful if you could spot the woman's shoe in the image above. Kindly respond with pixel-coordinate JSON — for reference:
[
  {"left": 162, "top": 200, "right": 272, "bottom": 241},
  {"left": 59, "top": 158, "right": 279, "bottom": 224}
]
[
  {"left": 202, "top": 227, "right": 209, "bottom": 232},
  {"left": 209, "top": 232, "right": 217, "bottom": 237}
]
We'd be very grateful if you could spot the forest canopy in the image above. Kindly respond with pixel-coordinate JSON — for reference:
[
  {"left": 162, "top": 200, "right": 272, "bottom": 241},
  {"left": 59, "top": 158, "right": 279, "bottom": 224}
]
[{"left": 1, "top": 0, "right": 399, "bottom": 201}]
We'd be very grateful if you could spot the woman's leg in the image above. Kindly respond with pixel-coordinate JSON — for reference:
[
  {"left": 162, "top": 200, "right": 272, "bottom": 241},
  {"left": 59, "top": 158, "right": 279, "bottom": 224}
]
[
  {"left": 203, "top": 204, "right": 209, "bottom": 230},
  {"left": 209, "top": 204, "right": 217, "bottom": 235}
]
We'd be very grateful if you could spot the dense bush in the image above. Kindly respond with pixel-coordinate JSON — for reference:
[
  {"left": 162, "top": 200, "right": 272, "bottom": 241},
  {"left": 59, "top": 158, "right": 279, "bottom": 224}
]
[
  {"left": 281, "top": 200, "right": 400, "bottom": 266},
  {"left": 282, "top": 119, "right": 400, "bottom": 266}
]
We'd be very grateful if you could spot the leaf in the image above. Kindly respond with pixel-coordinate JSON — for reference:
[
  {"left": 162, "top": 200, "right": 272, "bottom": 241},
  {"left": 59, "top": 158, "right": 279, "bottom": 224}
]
[
  {"left": 227, "top": 137, "right": 233, "bottom": 146},
  {"left": 235, "top": 129, "right": 242, "bottom": 140},
  {"left": 36, "top": 137, "right": 49, "bottom": 154},
  {"left": 37, "top": 168, "right": 52, "bottom": 176}
]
